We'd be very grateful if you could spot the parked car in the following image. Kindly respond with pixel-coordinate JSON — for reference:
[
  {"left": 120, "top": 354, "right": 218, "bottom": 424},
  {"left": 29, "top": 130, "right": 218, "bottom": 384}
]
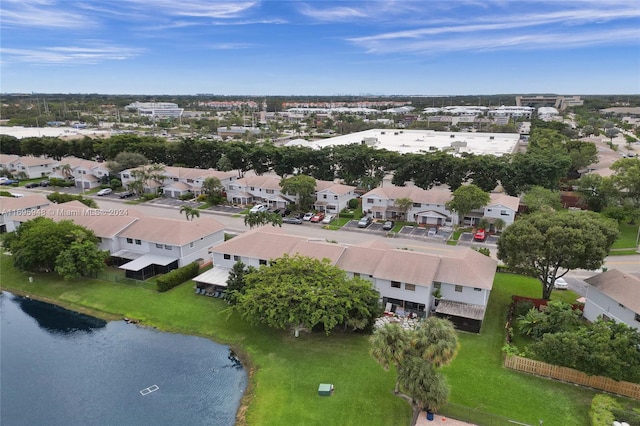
[
  {"left": 473, "top": 228, "right": 486, "bottom": 242},
  {"left": 302, "top": 212, "right": 314, "bottom": 221},
  {"left": 357, "top": 216, "right": 372, "bottom": 228},
  {"left": 24, "top": 182, "right": 40, "bottom": 188},
  {"left": 382, "top": 220, "right": 394, "bottom": 231},
  {"left": 321, "top": 214, "right": 334, "bottom": 224},
  {"left": 283, "top": 216, "right": 303, "bottom": 224},
  {"left": 249, "top": 204, "right": 268, "bottom": 213},
  {"left": 553, "top": 277, "right": 568, "bottom": 290},
  {"left": 97, "top": 188, "right": 113, "bottom": 196},
  {"left": 0, "top": 179, "right": 19, "bottom": 186},
  {"left": 119, "top": 190, "right": 135, "bottom": 198},
  {"left": 39, "top": 180, "right": 50, "bottom": 187},
  {"left": 428, "top": 227, "right": 437, "bottom": 237},
  {"left": 9, "top": 192, "right": 24, "bottom": 198},
  {"left": 310, "top": 213, "right": 325, "bottom": 223}
]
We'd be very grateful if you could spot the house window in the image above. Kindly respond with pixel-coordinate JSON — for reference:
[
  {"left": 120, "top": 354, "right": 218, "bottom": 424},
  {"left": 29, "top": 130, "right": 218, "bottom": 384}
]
[
  {"left": 366, "top": 198, "right": 374, "bottom": 204},
  {"left": 433, "top": 282, "right": 441, "bottom": 290},
  {"left": 413, "top": 203, "right": 421, "bottom": 208},
  {"left": 190, "top": 242, "right": 194, "bottom": 248},
  {"left": 259, "top": 259, "right": 267, "bottom": 265},
  {"left": 455, "top": 285, "right": 463, "bottom": 292},
  {"left": 635, "top": 314, "right": 640, "bottom": 323},
  {"left": 126, "top": 238, "right": 133, "bottom": 244},
  {"left": 135, "top": 239, "right": 141, "bottom": 245},
  {"left": 187, "top": 179, "right": 194, "bottom": 183},
  {"left": 234, "top": 255, "right": 240, "bottom": 261},
  {"left": 156, "top": 243, "right": 163, "bottom": 248},
  {"left": 500, "top": 210, "right": 509, "bottom": 216},
  {"left": 619, "top": 303, "right": 625, "bottom": 309},
  {"left": 224, "top": 254, "right": 231, "bottom": 260},
  {"left": 487, "top": 209, "right": 492, "bottom": 212},
  {"left": 353, "top": 273, "right": 360, "bottom": 278},
  {"left": 323, "top": 194, "right": 327, "bottom": 199},
  {"left": 391, "top": 281, "right": 401, "bottom": 288},
  {"left": 266, "top": 189, "right": 274, "bottom": 194},
  {"left": 474, "top": 288, "right": 482, "bottom": 291},
  {"left": 250, "top": 186, "right": 255, "bottom": 191},
  {"left": 173, "top": 178, "right": 179, "bottom": 181},
  {"left": 405, "top": 284, "right": 416, "bottom": 291},
  {"left": 122, "top": 174, "right": 130, "bottom": 179},
  {"left": 164, "top": 245, "right": 172, "bottom": 250},
  {"left": 334, "top": 195, "right": 338, "bottom": 200}
]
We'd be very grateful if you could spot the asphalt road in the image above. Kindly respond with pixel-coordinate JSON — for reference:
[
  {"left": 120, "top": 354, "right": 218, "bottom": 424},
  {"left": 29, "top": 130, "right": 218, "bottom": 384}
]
[{"left": 10, "top": 187, "right": 640, "bottom": 276}]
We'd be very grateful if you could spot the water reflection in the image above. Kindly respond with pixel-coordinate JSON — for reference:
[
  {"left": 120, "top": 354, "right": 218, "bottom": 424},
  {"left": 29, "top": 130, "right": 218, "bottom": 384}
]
[{"left": 13, "top": 294, "right": 107, "bottom": 334}]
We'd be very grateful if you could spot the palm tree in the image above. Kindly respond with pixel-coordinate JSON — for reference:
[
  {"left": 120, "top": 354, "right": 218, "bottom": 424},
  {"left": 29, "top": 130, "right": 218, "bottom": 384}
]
[
  {"left": 179, "top": 205, "right": 200, "bottom": 221},
  {"left": 394, "top": 197, "right": 414, "bottom": 221},
  {"left": 493, "top": 218, "right": 506, "bottom": 234},
  {"left": 397, "top": 359, "right": 449, "bottom": 425},
  {"left": 369, "top": 323, "right": 411, "bottom": 393},
  {"left": 146, "top": 164, "right": 166, "bottom": 195},
  {"left": 411, "top": 317, "right": 459, "bottom": 368},
  {"left": 60, "top": 163, "right": 73, "bottom": 180}
]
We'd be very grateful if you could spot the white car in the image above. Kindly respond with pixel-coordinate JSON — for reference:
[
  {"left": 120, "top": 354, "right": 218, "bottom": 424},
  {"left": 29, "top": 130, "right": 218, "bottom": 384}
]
[
  {"left": 553, "top": 277, "right": 568, "bottom": 290},
  {"left": 97, "top": 188, "right": 112, "bottom": 196},
  {"left": 302, "top": 212, "right": 314, "bottom": 221},
  {"left": 321, "top": 214, "right": 334, "bottom": 224},
  {"left": 249, "top": 204, "right": 268, "bottom": 213}
]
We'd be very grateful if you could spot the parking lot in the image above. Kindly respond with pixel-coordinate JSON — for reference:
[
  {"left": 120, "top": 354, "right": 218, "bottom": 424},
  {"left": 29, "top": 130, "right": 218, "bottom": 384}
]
[
  {"left": 458, "top": 232, "right": 499, "bottom": 245},
  {"left": 398, "top": 225, "right": 452, "bottom": 242}
]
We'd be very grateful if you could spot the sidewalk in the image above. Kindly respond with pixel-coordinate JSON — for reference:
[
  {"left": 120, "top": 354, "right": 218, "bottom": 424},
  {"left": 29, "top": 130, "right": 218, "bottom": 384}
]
[{"left": 416, "top": 412, "right": 476, "bottom": 426}]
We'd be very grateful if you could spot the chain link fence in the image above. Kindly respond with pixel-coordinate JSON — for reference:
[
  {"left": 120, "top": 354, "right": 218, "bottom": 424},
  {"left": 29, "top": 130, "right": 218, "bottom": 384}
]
[{"left": 440, "top": 402, "right": 540, "bottom": 426}]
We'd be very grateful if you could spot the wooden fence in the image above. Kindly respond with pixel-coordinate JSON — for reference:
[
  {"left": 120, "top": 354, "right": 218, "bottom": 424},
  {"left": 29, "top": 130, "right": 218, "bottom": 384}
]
[{"left": 504, "top": 355, "right": 640, "bottom": 400}]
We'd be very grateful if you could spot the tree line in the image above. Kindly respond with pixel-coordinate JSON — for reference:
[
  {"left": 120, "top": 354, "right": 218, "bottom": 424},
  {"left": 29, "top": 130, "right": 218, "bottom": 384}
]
[{"left": 0, "top": 121, "right": 599, "bottom": 196}]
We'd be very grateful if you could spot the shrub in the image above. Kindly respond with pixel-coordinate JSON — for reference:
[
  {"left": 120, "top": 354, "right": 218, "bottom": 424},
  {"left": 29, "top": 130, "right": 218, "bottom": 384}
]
[
  {"left": 339, "top": 211, "right": 355, "bottom": 219},
  {"left": 611, "top": 407, "right": 640, "bottom": 426},
  {"left": 348, "top": 198, "right": 359, "bottom": 209},
  {"left": 156, "top": 262, "right": 200, "bottom": 292},
  {"left": 513, "top": 299, "right": 535, "bottom": 319},
  {"left": 589, "top": 394, "right": 619, "bottom": 426},
  {"left": 179, "top": 192, "right": 194, "bottom": 201},
  {"left": 197, "top": 194, "right": 207, "bottom": 202}
]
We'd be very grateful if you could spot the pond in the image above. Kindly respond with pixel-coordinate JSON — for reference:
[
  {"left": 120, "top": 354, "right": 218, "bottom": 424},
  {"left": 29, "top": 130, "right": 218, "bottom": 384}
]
[{"left": 0, "top": 291, "right": 247, "bottom": 426}]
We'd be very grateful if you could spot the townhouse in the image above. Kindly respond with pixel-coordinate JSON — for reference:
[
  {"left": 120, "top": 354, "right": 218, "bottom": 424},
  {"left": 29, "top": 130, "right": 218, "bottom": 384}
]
[
  {"left": 202, "top": 228, "right": 497, "bottom": 332},
  {"left": 226, "top": 175, "right": 291, "bottom": 207},
  {"left": 361, "top": 185, "right": 520, "bottom": 228},
  {"left": 52, "top": 156, "right": 111, "bottom": 189},
  {"left": 120, "top": 165, "right": 237, "bottom": 198},
  {"left": 583, "top": 269, "right": 640, "bottom": 331},
  {"left": 314, "top": 181, "right": 357, "bottom": 214},
  {"left": 0, "top": 194, "right": 50, "bottom": 233},
  {"left": 0, "top": 155, "right": 58, "bottom": 179},
  {"left": 7, "top": 198, "right": 226, "bottom": 281}
]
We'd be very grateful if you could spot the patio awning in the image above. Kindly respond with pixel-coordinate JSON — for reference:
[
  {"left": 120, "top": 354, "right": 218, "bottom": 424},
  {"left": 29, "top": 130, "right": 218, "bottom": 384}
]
[
  {"left": 415, "top": 210, "right": 448, "bottom": 218},
  {"left": 193, "top": 267, "right": 231, "bottom": 287},
  {"left": 111, "top": 249, "right": 145, "bottom": 260},
  {"left": 119, "top": 254, "right": 178, "bottom": 272},
  {"left": 435, "top": 300, "right": 485, "bottom": 321},
  {"left": 371, "top": 206, "right": 389, "bottom": 212}
]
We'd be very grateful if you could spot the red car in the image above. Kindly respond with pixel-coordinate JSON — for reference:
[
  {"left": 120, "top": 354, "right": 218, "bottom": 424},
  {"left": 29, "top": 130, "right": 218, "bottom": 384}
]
[
  {"left": 310, "top": 213, "right": 325, "bottom": 223},
  {"left": 473, "top": 228, "right": 486, "bottom": 242}
]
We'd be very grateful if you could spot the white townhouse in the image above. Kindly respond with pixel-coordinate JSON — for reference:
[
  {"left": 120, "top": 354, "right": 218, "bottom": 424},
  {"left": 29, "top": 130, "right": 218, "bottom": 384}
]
[
  {"left": 0, "top": 194, "right": 50, "bottom": 233},
  {"left": 226, "top": 175, "right": 292, "bottom": 207},
  {"left": 113, "top": 216, "right": 225, "bottom": 280},
  {"left": 362, "top": 185, "right": 520, "bottom": 229},
  {"left": 120, "top": 165, "right": 237, "bottom": 198},
  {"left": 362, "top": 186, "right": 456, "bottom": 226},
  {"left": 314, "top": 181, "right": 357, "bottom": 214},
  {"left": 10, "top": 200, "right": 226, "bottom": 281},
  {"left": 583, "top": 269, "right": 640, "bottom": 331},
  {"left": 471, "top": 193, "right": 520, "bottom": 228},
  {"left": 52, "top": 156, "right": 111, "bottom": 189},
  {"left": 203, "top": 228, "right": 497, "bottom": 333},
  {"left": 1, "top": 155, "right": 58, "bottom": 179}
]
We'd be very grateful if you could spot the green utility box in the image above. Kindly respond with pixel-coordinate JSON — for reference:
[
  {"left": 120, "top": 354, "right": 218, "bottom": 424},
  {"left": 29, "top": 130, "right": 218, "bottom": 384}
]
[{"left": 318, "top": 383, "right": 333, "bottom": 396}]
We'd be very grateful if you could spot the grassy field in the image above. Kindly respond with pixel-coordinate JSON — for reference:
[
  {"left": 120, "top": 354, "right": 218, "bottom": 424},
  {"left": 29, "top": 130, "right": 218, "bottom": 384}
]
[
  {"left": 2, "top": 255, "right": 636, "bottom": 426},
  {"left": 612, "top": 221, "right": 639, "bottom": 249}
]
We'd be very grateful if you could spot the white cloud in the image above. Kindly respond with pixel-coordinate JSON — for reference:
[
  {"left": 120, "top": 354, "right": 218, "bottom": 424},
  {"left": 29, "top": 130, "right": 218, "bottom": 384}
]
[
  {"left": 1, "top": 44, "right": 142, "bottom": 65},
  {"left": 122, "top": 0, "right": 259, "bottom": 19},
  {"left": 0, "top": 0, "right": 95, "bottom": 28},
  {"left": 297, "top": 3, "right": 369, "bottom": 21}
]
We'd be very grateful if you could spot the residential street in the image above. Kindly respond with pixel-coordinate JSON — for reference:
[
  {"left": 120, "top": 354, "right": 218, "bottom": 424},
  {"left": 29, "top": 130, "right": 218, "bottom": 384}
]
[{"left": 10, "top": 187, "right": 640, "bottom": 276}]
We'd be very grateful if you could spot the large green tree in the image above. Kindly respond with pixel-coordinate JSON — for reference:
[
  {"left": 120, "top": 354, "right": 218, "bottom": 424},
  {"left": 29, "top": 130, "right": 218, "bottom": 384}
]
[
  {"left": 201, "top": 176, "right": 225, "bottom": 205},
  {"left": 236, "top": 254, "right": 380, "bottom": 337},
  {"left": 7, "top": 217, "right": 106, "bottom": 278},
  {"left": 279, "top": 174, "right": 317, "bottom": 211},
  {"left": 522, "top": 186, "right": 563, "bottom": 213},
  {"left": 497, "top": 211, "right": 619, "bottom": 299},
  {"left": 243, "top": 211, "right": 283, "bottom": 229},
  {"left": 611, "top": 158, "right": 640, "bottom": 223},
  {"left": 445, "top": 184, "right": 490, "bottom": 225}
]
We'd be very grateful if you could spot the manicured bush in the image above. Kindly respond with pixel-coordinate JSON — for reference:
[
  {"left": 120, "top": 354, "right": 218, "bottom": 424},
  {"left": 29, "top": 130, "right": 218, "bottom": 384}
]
[
  {"left": 156, "top": 262, "right": 200, "bottom": 292},
  {"left": 589, "top": 394, "right": 619, "bottom": 426},
  {"left": 179, "top": 192, "right": 194, "bottom": 201},
  {"left": 348, "top": 198, "right": 359, "bottom": 209},
  {"left": 611, "top": 407, "right": 640, "bottom": 426},
  {"left": 339, "top": 211, "right": 355, "bottom": 219}
]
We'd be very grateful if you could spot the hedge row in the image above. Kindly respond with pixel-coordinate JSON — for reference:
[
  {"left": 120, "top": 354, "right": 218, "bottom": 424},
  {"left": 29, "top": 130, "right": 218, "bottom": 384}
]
[{"left": 156, "top": 262, "right": 200, "bottom": 292}]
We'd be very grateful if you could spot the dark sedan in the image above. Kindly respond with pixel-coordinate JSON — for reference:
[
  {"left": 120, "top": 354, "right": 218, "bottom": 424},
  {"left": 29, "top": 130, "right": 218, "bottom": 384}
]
[{"left": 283, "top": 216, "right": 303, "bottom": 224}]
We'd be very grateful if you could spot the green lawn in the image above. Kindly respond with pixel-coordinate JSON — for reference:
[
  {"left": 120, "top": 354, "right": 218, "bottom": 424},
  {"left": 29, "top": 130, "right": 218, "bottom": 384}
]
[
  {"left": 1, "top": 256, "right": 636, "bottom": 426},
  {"left": 612, "top": 221, "right": 639, "bottom": 249}
]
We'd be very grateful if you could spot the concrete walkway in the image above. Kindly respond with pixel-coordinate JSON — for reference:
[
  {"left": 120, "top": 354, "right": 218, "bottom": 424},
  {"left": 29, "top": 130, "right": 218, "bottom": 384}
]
[{"left": 416, "top": 411, "right": 476, "bottom": 426}]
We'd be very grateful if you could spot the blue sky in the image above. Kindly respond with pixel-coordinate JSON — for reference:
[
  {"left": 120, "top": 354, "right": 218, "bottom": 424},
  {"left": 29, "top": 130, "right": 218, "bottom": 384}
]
[{"left": 1, "top": 0, "right": 639, "bottom": 95}]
